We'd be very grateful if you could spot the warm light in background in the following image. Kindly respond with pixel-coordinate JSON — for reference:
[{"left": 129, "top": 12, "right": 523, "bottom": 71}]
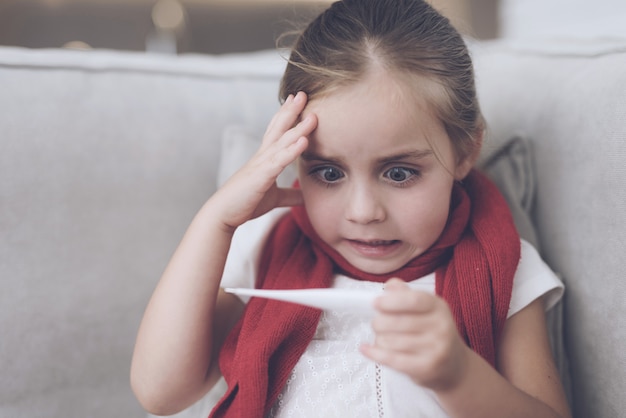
[
  {"left": 146, "top": 0, "right": 189, "bottom": 54},
  {"left": 62, "top": 40, "right": 92, "bottom": 50},
  {"left": 152, "top": 0, "right": 186, "bottom": 32}
]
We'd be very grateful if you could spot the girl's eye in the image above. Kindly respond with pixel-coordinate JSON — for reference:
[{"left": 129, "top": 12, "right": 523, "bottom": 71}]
[
  {"left": 384, "top": 167, "right": 418, "bottom": 184},
  {"left": 312, "top": 166, "right": 345, "bottom": 183}
]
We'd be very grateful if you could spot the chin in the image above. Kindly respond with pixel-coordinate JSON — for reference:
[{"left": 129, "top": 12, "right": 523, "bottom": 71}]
[{"left": 350, "top": 259, "right": 403, "bottom": 276}]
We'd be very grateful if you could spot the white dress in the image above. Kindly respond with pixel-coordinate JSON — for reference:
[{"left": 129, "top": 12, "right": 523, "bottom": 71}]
[{"left": 219, "top": 208, "right": 564, "bottom": 418}]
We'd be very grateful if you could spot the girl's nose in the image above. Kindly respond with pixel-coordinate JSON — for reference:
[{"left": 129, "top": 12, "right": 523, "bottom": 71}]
[{"left": 344, "top": 183, "right": 386, "bottom": 224}]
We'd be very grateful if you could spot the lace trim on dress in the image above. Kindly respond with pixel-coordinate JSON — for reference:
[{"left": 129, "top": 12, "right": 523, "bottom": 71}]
[{"left": 375, "top": 363, "right": 384, "bottom": 417}]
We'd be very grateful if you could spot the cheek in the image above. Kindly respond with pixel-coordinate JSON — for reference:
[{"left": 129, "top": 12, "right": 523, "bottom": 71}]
[
  {"left": 399, "top": 200, "right": 447, "bottom": 230},
  {"left": 301, "top": 184, "right": 331, "bottom": 215},
  {"left": 301, "top": 187, "right": 344, "bottom": 235},
  {"left": 399, "top": 183, "right": 453, "bottom": 230},
  {"left": 306, "top": 207, "right": 335, "bottom": 242}
]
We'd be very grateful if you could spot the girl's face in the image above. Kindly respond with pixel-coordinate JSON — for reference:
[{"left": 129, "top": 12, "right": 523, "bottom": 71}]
[{"left": 298, "top": 72, "right": 474, "bottom": 275}]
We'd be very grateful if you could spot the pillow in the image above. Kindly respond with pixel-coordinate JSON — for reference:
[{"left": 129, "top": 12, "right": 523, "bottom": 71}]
[{"left": 479, "top": 136, "right": 540, "bottom": 251}]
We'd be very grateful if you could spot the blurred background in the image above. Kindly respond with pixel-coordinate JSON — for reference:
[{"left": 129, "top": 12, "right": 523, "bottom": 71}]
[
  {"left": 0, "top": 0, "right": 496, "bottom": 55},
  {"left": 1, "top": 0, "right": 625, "bottom": 55}
]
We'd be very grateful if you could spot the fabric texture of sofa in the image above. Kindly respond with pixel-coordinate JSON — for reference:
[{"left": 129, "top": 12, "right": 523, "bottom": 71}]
[{"left": 0, "top": 38, "right": 624, "bottom": 418}]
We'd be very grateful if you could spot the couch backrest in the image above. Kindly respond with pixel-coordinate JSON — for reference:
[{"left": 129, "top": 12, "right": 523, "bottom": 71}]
[
  {"left": 0, "top": 46, "right": 286, "bottom": 417},
  {"left": 472, "top": 39, "right": 626, "bottom": 418}
]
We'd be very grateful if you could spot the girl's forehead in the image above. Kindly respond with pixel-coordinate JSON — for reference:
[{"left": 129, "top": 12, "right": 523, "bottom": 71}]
[
  {"left": 308, "top": 85, "right": 448, "bottom": 145},
  {"left": 300, "top": 69, "right": 457, "bottom": 165},
  {"left": 304, "top": 81, "right": 440, "bottom": 137},
  {"left": 304, "top": 69, "right": 443, "bottom": 119}
]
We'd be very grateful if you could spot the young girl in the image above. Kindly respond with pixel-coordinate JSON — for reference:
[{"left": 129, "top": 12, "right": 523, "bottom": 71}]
[{"left": 131, "top": 0, "right": 571, "bottom": 417}]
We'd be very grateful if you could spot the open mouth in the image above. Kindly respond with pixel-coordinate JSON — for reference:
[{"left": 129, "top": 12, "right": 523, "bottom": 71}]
[
  {"left": 350, "top": 239, "right": 398, "bottom": 246},
  {"left": 347, "top": 239, "right": 401, "bottom": 257}
]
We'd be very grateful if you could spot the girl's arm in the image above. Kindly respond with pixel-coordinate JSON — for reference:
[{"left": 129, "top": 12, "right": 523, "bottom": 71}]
[
  {"left": 435, "top": 297, "right": 571, "bottom": 417},
  {"left": 361, "top": 279, "right": 571, "bottom": 418},
  {"left": 130, "top": 92, "right": 316, "bottom": 416}
]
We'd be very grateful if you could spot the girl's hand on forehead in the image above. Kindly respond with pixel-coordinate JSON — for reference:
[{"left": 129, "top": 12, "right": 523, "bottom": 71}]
[
  {"left": 361, "top": 278, "right": 470, "bottom": 392},
  {"left": 210, "top": 92, "right": 317, "bottom": 231}
]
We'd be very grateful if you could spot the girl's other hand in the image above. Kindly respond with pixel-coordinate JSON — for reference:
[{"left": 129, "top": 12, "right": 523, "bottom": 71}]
[
  {"left": 211, "top": 92, "right": 317, "bottom": 231},
  {"left": 361, "top": 278, "right": 470, "bottom": 392}
]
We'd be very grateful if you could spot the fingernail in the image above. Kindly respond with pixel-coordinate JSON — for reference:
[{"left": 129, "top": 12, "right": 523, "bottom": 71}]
[
  {"left": 285, "top": 94, "right": 294, "bottom": 104},
  {"left": 294, "top": 91, "right": 304, "bottom": 104}
]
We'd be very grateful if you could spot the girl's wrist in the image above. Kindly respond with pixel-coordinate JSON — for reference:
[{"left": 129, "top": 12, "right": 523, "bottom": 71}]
[{"left": 185, "top": 199, "right": 239, "bottom": 244}]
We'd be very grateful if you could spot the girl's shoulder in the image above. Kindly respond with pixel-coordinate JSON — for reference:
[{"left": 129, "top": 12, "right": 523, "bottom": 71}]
[{"left": 509, "top": 240, "right": 564, "bottom": 317}]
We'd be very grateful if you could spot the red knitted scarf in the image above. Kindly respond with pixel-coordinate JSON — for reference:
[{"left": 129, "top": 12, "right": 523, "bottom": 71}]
[{"left": 211, "top": 169, "right": 520, "bottom": 418}]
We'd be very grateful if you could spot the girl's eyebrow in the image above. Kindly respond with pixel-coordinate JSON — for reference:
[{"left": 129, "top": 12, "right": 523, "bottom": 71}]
[
  {"left": 377, "top": 150, "right": 434, "bottom": 164},
  {"left": 300, "top": 149, "right": 434, "bottom": 164},
  {"left": 300, "top": 151, "right": 344, "bottom": 164}
]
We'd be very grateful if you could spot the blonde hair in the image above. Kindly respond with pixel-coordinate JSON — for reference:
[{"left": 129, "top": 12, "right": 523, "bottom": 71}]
[{"left": 279, "top": 0, "right": 483, "bottom": 160}]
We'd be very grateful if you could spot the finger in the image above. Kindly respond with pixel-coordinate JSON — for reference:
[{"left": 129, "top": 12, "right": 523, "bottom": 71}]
[
  {"left": 371, "top": 311, "right": 431, "bottom": 334},
  {"left": 373, "top": 330, "right": 428, "bottom": 352},
  {"left": 375, "top": 285, "right": 436, "bottom": 314},
  {"left": 275, "top": 113, "right": 316, "bottom": 151},
  {"left": 262, "top": 94, "right": 293, "bottom": 139},
  {"left": 246, "top": 113, "right": 311, "bottom": 178},
  {"left": 261, "top": 128, "right": 311, "bottom": 180},
  {"left": 384, "top": 277, "right": 408, "bottom": 290},
  {"left": 263, "top": 91, "right": 308, "bottom": 145},
  {"left": 360, "top": 343, "right": 426, "bottom": 373}
]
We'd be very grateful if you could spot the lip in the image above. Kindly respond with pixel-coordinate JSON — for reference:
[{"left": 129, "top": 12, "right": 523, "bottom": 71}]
[{"left": 346, "top": 239, "right": 402, "bottom": 258}]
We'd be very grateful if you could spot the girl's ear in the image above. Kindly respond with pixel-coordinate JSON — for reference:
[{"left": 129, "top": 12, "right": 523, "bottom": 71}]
[{"left": 453, "top": 131, "right": 483, "bottom": 180}]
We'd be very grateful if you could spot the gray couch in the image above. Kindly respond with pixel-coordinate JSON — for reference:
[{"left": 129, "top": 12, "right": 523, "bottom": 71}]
[{"left": 1, "top": 39, "right": 624, "bottom": 418}]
